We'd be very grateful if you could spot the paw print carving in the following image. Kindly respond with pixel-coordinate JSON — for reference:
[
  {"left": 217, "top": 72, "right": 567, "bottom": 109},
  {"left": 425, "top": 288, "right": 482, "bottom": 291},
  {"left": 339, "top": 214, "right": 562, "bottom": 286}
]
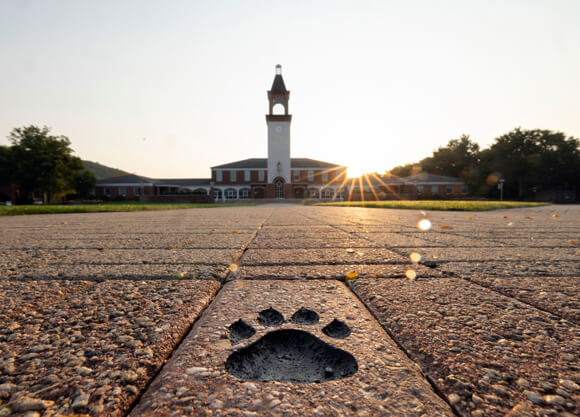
[{"left": 225, "top": 307, "right": 357, "bottom": 383}]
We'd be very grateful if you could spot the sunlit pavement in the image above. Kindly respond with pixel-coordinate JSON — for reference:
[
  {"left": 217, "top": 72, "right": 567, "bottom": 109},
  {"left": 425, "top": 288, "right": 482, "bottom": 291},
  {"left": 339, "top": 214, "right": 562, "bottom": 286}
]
[{"left": 0, "top": 204, "right": 578, "bottom": 416}]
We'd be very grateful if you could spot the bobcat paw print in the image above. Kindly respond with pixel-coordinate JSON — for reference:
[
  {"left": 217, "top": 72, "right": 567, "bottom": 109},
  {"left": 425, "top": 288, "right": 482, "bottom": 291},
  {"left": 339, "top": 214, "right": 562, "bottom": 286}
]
[{"left": 225, "top": 307, "right": 358, "bottom": 383}]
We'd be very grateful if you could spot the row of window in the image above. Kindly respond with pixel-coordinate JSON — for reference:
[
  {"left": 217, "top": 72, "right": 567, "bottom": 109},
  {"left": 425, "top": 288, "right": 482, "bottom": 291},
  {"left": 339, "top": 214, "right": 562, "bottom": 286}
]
[
  {"left": 103, "top": 187, "right": 141, "bottom": 197},
  {"left": 213, "top": 188, "right": 341, "bottom": 199},
  {"left": 215, "top": 169, "right": 329, "bottom": 183},
  {"left": 417, "top": 185, "right": 457, "bottom": 195}
]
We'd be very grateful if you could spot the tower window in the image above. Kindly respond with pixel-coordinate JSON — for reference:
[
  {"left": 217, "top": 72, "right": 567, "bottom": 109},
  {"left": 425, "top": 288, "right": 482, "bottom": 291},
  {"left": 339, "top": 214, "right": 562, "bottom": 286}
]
[{"left": 272, "top": 103, "right": 285, "bottom": 115}]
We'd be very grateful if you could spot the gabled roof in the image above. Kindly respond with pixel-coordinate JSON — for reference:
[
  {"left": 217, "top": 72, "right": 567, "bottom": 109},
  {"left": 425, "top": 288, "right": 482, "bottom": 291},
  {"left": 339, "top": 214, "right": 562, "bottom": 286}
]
[
  {"left": 402, "top": 173, "right": 464, "bottom": 184},
  {"left": 211, "top": 158, "right": 267, "bottom": 169},
  {"left": 211, "top": 158, "right": 344, "bottom": 169},
  {"left": 291, "top": 158, "right": 343, "bottom": 169},
  {"left": 155, "top": 178, "right": 211, "bottom": 187},
  {"left": 270, "top": 74, "right": 287, "bottom": 92},
  {"left": 96, "top": 174, "right": 154, "bottom": 185}
]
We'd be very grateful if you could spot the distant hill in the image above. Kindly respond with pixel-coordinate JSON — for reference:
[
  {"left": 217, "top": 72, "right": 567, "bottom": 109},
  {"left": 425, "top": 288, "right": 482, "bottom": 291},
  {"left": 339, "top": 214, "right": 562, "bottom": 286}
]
[{"left": 82, "top": 160, "right": 128, "bottom": 180}]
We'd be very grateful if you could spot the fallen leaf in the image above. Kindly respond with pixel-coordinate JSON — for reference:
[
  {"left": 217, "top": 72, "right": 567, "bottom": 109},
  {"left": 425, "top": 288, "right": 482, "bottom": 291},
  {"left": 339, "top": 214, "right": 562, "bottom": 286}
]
[
  {"left": 367, "top": 274, "right": 378, "bottom": 279},
  {"left": 232, "top": 230, "right": 238, "bottom": 234},
  {"left": 61, "top": 221, "right": 67, "bottom": 225},
  {"left": 466, "top": 216, "right": 472, "bottom": 220},
  {"left": 440, "top": 225, "right": 453, "bottom": 229},
  {"left": 503, "top": 216, "right": 509, "bottom": 219},
  {"left": 346, "top": 248, "right": 355, "bottom": 253},
  {"left": 524, "top": 216, "right": 532, "bottom": 219},
  {"left": 345, "top": 271, "right": 358, "bottom": 281},
  {"left": 568, "top": 240, "right": 579, "bottom": 245},
  {"left": 552, "top": 214, "right": 559, "bottom": 218},
  {"left": 211, "top": 227, "right": 216, "bottom": 232}
]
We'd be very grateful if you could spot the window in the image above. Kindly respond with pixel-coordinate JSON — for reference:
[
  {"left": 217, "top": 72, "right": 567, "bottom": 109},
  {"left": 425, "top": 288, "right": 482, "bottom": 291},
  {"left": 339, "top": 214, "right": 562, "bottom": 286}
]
[
  {"left": 230, "top": 170, "right": 236, "bottom": 182},
  {"left": 309, "top": 189, "right": 318, "bottom": 198},
  {"left": 322, "top": 172, "right": 328, "bottom": 184},
  {"left": 324, "top": 188, "right": 334, "bottom": 199},
  {"left": 104, "top": 187, "right": 111, "bottom": 197},
  {"left": 119, "top": 187, "right": 127, "bottom": 197},
  {"left": 293, "top": 170, "right": 300, "bottom": 181},
  {"left": 274, "top": 179, "right": 284, "bottom": 198},
  {"left": 225, "top": 189, "right": 237, "bottom": 199},
  {"left": 214, "top": 189, "right": 222, "bottom": 199},
  {"left": 308, "top": 170, "right": 314, "bottom": 182},
  {"left": 258, "top": 170, "right": 265, "bottom": 182},
  {"left": 216, "top": 170, "right": 222, "bottom": 182},
  {"left": 244, "top": 170, "right": 250, "bottom": 182},
  {"left": 431, "top": 185, "right": 438, "bottom": 194},
  {"left": 417, "top": 185, "right": 424, "bottom": 195},
  {"left": 134, "top": 187, "right": 141, "bottom": 196},
  {"left": 240, "top": 188, "right": 250, "bottom": 198},
  {"left": 446, "top": 185, "right": 453, "bottom": 194},
  {"left": 462, "top": 184, "right": 468, "bottom": 194}
]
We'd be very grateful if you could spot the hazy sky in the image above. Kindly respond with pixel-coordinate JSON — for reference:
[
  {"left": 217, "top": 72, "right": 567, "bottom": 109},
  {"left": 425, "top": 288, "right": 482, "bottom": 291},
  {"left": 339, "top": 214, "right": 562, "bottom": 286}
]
[{"left": 1, "top": 0, "right": 578, "bottom": 178}]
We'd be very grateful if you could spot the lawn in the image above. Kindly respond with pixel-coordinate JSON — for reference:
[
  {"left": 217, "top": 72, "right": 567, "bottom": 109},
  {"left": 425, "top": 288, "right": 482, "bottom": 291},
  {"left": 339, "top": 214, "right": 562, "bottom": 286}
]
[
  {"left": 312, "top": 200, "right": 549, "bottom": 211},
  {"left": 0, "top": 202, "right": 257, "bottom": 216}
]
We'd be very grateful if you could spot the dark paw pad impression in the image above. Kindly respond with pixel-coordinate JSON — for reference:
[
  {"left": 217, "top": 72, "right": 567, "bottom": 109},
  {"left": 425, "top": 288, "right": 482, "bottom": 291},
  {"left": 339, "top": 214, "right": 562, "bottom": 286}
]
[
  {"left": 258, "top": 307, "right": 284, "bottom": 326},
  {"left": 225, "top": 329, "right": 357, "bottom": 383},
  {"left": 322, "top": 319, "right": 351, "bottom": 339},
  {"left": 229, "top": 319, "right": 256, "bottom": 343},
  {"left": 291, "top": 307, "right": 319, "bottom": 325}
]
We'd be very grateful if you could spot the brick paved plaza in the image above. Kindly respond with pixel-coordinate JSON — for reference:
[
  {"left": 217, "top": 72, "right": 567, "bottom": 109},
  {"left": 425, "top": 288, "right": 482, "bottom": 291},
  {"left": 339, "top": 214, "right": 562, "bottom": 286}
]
[{"left": 0, "top": 204, "right": 578, "bottom": 416}]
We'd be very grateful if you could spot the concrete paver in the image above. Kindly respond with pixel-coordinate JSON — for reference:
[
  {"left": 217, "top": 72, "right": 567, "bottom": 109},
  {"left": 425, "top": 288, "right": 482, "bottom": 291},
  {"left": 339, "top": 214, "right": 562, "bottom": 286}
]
[
  {"left": 129, "top": 280, "right": 455, "bottom": 417},
  {"left": 350, "top": 277, "right": 580, "bottom": 417},
  {"left": 0, "top": 280, "right": 220, "bottom": 417}
]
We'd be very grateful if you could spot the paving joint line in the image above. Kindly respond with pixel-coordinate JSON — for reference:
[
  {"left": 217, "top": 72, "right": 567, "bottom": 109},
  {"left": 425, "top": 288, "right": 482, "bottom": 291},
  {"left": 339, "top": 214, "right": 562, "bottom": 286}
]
[
  {"left": 444, "top": 270, "right": 579, "bottom": 326},
  {"left": 123, "top": 213, "right": 272, "bottom": 417},
  {"left": 343, "top": 280, "right": 464, "bottom": 417}
]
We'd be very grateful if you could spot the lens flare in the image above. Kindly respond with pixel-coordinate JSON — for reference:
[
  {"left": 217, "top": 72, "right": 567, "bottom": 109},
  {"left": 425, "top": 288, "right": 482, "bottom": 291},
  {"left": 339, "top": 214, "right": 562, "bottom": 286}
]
[
  {"left": 230, "top": 263, "right": 239, "bottom": 272},
  {"left": 417, "top": 219, "right": 432, "bottom": 231},
  {"left": 410, "top": 252, "right": 421, "bottom": 263},
  {"left": 405, "top": 269, "right": 417, "bottom": 280}
]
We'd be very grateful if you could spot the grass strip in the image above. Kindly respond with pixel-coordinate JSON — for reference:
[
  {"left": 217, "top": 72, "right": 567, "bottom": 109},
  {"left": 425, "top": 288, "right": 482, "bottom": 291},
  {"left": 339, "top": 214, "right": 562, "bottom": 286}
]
[
  {"left": 0, "top": 202, "right": 257, "bottom": 216},
  {"left": 310, "top": 200, "right": 549, "bottom": 211}
]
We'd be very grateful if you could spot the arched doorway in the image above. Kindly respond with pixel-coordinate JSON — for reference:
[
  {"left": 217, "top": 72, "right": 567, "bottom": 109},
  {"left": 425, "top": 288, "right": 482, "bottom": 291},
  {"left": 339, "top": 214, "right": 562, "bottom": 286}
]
[{"left": 274, "top": 177, "right": 285, "bottom": 199}]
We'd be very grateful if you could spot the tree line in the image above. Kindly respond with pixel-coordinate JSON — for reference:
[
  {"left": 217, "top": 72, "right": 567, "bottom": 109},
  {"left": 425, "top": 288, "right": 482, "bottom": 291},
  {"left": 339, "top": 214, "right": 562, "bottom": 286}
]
[
  {"left": 389, "top": 128, "right": 580, "bottom": 201},
  {"left": 0, "top": 125, "right": 96, "bottom": 203}
]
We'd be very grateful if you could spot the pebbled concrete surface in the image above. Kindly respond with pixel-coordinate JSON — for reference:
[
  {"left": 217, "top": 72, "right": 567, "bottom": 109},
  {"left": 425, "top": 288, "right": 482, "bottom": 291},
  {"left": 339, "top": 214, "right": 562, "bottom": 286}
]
[
  {"left": 129, "top": 280, "right": 455, "bottom": 417},
  {"left": 0, "top": 203, "right": 578, "bottom": 416}
]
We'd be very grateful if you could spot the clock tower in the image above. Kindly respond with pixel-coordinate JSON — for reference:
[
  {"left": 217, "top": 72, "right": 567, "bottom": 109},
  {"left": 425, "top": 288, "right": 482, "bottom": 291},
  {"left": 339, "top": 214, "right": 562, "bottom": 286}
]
[{"left": 266, "top": 64, "right": 291, "bottom": 185}]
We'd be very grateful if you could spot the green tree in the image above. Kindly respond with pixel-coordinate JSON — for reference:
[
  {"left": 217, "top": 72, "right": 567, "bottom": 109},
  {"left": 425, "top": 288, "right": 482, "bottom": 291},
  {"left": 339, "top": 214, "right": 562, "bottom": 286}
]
[
  {"left": 71, "top": 169, "right": 97, "bottom": 198},
  {"left": 9, "top": 125, "right": 84, "bottom": 203},
  {"left": 421, "top": 135, "right": 480, "bottom": 184},
  {"left": 0, "top": 146, "right": 14, "bottom": 185},
  {"left": 484, "top": 128, "right": 580, "bottom": 199}
]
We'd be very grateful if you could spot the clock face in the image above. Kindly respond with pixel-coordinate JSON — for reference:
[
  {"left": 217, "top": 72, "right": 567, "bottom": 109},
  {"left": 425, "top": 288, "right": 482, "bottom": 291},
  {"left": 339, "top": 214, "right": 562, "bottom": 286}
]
[{"left": 275, "top": 126, "right": 282, "bottom": 133}]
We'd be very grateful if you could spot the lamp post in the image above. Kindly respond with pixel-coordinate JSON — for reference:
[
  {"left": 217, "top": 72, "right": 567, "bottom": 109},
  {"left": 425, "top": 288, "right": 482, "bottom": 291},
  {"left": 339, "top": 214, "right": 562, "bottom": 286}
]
[{"left": 498, "top": 179, "right": 505, "bottom": 201}]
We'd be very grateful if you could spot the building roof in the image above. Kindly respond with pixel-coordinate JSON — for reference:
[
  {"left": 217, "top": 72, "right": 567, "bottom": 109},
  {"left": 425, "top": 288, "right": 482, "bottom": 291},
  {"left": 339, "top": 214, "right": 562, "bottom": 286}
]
[
  {"left": 155, "top": 178, "right": 211, "bottom": 187},
  {"left": 211, "top": 158, "right": 344, "bottom": 169},
  {"left": 96, "top": 174, "right": 155, "bottom": 185},
  {"left": 96, "top": 175, "right": 211, "bottom": 187},
  {"left": 402, "top": 173, "right": 464, "bottom": 184},
  {"left": 271, "top": 74, "right": 287, "bottom": 92}
]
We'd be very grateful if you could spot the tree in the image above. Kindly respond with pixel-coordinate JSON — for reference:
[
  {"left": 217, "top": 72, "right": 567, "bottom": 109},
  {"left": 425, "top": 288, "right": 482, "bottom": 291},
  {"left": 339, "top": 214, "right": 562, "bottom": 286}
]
[
  {"left": 0, "top": 146, "right": 14, "bottom": 185},
  {"left": 71, "top": 169, "right": 97, "bottom": 198},
  {"left": 421, "top": 135, "right": 480, "bottom": 184},
  {"left": 9, "top": 125, "right": 84, "bottom": 203},
  {"left": 484, "top": 128, "right": 580, "bottom": 199}
]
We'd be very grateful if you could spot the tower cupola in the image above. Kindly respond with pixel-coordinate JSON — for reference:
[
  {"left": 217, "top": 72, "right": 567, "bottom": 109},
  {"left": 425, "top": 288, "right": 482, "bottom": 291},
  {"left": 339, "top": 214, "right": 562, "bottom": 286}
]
[{"left": 267, "top": 64, "right": 291, "bottom": 117}]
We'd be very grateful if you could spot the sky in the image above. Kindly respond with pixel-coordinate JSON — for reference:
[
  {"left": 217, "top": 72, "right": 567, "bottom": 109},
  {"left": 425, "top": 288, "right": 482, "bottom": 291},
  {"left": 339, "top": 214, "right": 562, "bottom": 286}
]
[{"left": 1, "top": 0, "right": 579, "bottom": 178}]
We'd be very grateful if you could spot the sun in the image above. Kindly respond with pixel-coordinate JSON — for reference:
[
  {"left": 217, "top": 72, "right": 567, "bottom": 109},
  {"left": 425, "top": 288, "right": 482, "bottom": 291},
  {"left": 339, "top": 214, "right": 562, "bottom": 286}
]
[{"left": 347, "top": 163, "right": 376, "bottom": 178}]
